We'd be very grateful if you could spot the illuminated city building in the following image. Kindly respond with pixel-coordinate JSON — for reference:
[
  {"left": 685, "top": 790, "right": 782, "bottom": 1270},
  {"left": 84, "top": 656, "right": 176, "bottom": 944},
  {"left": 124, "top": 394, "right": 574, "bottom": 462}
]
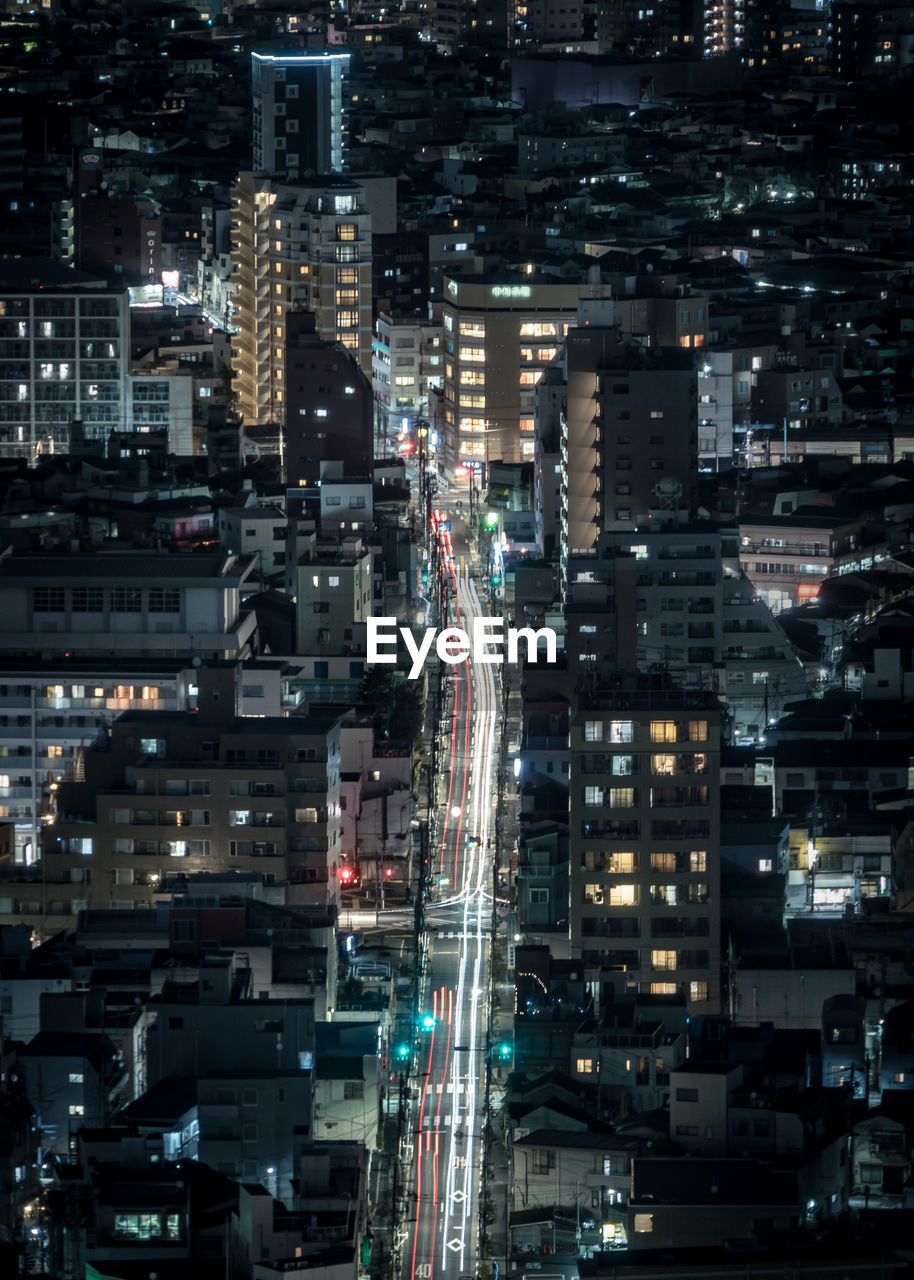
[{"left": 440, "top": 272, "right": 581, "bottom": 471}]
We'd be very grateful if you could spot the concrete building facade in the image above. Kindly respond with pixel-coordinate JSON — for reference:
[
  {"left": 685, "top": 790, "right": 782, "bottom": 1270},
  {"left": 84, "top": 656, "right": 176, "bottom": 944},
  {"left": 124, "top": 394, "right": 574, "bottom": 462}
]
[
  {"left": 440, "top": 273, "right": 581, "bottom": 471},
  {"left": 568, "top": 687, "right": 722, "bottom": 1013},
  {"left": 252, "top": 51, "right": 349, "bottom": 179},
  {"left": 231, "top": 174, "right": 372, "bottom": 430}
]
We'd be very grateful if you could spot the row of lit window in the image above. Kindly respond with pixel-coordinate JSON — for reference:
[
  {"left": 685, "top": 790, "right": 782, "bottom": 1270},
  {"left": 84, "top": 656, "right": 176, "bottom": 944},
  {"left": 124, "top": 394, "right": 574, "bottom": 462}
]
[
  {"left": 582, "top": 884, "right": 709, "bottom": 906},
  {"left": 444, "top": 317, "right": 564, "bottom": 339},
  {"left": 582, "top": 851, "right": 707, "bottom": 873},
  {"left": 583, "top": 786, "right": 710, "bottom": 807},
  {"left": 584, "top": 754, "right": 709, "bottom": 777},
  {"left": 45, "top": 684, "right": 161, "bottom": 700},
  {"left": 585, "top": 719, "right": 709, "bottom": 744}
]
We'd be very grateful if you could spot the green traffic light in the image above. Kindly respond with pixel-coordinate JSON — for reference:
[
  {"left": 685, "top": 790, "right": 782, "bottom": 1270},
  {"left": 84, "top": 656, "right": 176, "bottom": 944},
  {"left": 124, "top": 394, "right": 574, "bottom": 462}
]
[
  {"left": 422, "top": 1014, "right": 435, "bottom": 1030},
  {"left": 499, "top": 1043, "right": 511, "bottom": 1058},
  {"left": 396, "top": 1042, "right": 410, "bottom": 1059}
]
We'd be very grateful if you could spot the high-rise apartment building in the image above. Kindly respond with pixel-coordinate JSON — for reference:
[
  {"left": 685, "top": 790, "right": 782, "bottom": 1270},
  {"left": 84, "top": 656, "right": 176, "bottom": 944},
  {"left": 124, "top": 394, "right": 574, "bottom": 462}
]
[
  {"left": 252, "top": 51, "right": 349, "bottom": 179},
  {"left": 568, "top": 687, "right": 721, "bottom": 1013},
  {"left": 704, "top": 0, "right": 745, "bottom": 55},
  {"left": 231, "top": 173, "right": 372, "bottom": 430},
  {"left": 560, "top": 324, "right": 698, "bottom": 577},
  {"left": 441, "top": 273, "right": 581, "bottom": 471},
  {"left": 0, "top": 265, "right": 128, "bottom": 460}
]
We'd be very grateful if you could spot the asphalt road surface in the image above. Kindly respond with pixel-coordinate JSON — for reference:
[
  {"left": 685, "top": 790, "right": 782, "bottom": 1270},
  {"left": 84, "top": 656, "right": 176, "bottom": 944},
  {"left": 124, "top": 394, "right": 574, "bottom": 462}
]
[{"left": 403, "top": 512, "right": 499, "bottom": 1280}]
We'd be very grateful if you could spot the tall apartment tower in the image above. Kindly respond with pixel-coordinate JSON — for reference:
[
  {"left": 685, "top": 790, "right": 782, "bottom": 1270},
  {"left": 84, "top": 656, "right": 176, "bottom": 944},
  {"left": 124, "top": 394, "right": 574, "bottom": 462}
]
[
  {"left": 561, "top": 323, "right": 698, "bottom": 591},
  {"left": 568, "top": 687, "right": 722, "bottom": 1014},
  {"left": 252, "top": 51, "right": 349, "bottom": 178},
  {"left": 704, "top": 0, "right": 745, "bottom": 55},
  {"left": 231, "top": 173, "right": 372, "bottom": 429}
]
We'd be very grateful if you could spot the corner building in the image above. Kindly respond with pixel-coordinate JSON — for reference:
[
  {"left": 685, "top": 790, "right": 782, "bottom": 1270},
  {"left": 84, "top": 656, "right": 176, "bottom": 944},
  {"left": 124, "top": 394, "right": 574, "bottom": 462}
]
[
  {"left": 441, "top": 274, "right": 581, "bottom": 470},
  {"left": 568, "top": 688, "right": 721, "bottom": 1014}
]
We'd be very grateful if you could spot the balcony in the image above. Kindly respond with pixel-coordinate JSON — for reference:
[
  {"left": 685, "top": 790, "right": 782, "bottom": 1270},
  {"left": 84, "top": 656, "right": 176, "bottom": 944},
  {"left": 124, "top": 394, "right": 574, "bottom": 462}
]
[
  {"left": 522, "top": 735, "right": 568, "bottom": 751},
  {"left": 516, "top": 862, "right": 565, "bottom": 879},
  {"left": 581, "top": 821, "right": 640, "bottom": 841}
]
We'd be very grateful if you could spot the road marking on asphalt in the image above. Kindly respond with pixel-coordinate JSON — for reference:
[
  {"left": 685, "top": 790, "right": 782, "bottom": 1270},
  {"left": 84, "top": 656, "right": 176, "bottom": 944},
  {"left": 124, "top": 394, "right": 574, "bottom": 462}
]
[{"left": 447, "top": 1238, "right": 463, "bottom": 1253}]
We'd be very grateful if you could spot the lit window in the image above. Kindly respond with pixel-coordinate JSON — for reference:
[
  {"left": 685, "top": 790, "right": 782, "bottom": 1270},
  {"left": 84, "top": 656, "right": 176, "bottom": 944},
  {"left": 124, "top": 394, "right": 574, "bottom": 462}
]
[
  {"left": 608, "top": 884, "right": 638, "bottom": 906},
  {"left": 608, "top": 787, "right": 635, "bottom": 807},
  {"left": 576, "top": 1058, "right": 594, "bottom": 1073},
  {"left": 688, "top": 721, "right": 708, "bottom": 742},
  {"left": 634, "top": 1214, "right": 653, "bottom": 1233},
  {"left": 609, "top": 720, "right": 633, "bottom": 743},
  {"left": 584, "top": 720, "right": 602, "bottom": 742},
  {"left": 651, "top": 949, "right": 677, "bottom": 971},
  {"left": 650, "top": 720, "right": 677, "bottom": 743},
  {"left": 689, "top": 981, "right": 709, "bottom": 1002},
  {"left": 68, "top": 1072, "right": 84, "bottom": 1084}
]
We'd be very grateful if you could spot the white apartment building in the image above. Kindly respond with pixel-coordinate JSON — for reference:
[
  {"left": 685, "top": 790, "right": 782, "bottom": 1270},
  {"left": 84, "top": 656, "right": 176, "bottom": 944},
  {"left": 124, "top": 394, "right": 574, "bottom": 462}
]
[
  {"left": 126, "top": 371, "right": 194, "bottom": 455},
  {"left": 697, "top": 351, "right": 735, "bottom": 471},
  {"left": 372, "top": 311, "right": 442, "bottom": 454}
]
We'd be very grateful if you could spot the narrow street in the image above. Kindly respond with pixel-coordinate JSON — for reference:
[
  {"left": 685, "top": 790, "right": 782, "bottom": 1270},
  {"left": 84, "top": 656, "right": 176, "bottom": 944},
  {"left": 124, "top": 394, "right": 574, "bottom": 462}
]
[{"left": 402, "top": 511, "right": 501, "bottom": 1280}]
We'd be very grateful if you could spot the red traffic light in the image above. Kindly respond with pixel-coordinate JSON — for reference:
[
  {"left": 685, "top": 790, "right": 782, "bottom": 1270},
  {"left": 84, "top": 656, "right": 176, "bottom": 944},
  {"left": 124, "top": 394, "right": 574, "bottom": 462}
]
[
  {"left": 340, "top": 866, "right": 354, "bottom": 883},
  {"left": 384, "top": 866, "right": 395, "bottom": 879}
]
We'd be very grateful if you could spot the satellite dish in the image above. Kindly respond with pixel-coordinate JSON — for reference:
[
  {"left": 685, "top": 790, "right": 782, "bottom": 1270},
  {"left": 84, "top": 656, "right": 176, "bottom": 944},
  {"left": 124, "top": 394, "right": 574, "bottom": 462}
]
[{"left": 654, "top": 477, "right": 683, "bottom": 510}]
